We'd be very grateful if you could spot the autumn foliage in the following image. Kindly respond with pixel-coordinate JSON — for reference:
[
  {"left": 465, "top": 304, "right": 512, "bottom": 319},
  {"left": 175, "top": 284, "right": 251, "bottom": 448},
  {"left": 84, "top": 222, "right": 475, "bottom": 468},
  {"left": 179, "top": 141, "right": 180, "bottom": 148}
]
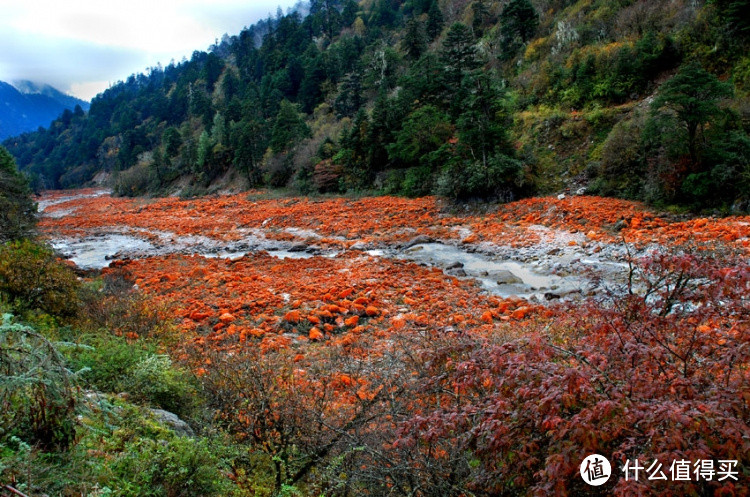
[
  {"left": 398, "top": 250, "right": 749, "bottom": 495},
  {"left": 38, "top": 190, "right": 750, "bottom": 495}
]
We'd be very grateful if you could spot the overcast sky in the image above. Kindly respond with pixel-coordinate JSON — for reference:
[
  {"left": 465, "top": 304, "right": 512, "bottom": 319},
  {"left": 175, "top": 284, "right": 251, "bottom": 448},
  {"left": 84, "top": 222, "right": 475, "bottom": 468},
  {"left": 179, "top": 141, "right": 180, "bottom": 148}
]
[{"left": 0, "top": 0, "right": 299, "bottom": 101}]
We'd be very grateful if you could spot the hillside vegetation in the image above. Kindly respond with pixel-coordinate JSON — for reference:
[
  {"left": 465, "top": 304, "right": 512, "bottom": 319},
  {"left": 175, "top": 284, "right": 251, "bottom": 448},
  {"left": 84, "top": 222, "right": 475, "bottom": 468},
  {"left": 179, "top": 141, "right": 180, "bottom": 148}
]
[
  {"left": 6, "top": 0, "right": 750, "bottom": 209},
  {"left": 3, "top": 0, "right": 749, "bottom": 210}
]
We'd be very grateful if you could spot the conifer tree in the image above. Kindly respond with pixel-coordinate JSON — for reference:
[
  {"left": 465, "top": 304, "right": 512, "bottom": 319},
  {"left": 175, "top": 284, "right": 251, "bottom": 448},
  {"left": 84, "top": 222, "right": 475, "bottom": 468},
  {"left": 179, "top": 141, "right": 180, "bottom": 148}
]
[
  {"left": 403, "top": 17, "right": 428, "bottom": 59},
  {"left": 651, "top": 62, "right": 732, "bottom": 165},
  {"left": 426, "top": 0, "right": 444, "bottom": 40},
  {"left": 0, "top": 146, "right": 36, "bottom": 243}
]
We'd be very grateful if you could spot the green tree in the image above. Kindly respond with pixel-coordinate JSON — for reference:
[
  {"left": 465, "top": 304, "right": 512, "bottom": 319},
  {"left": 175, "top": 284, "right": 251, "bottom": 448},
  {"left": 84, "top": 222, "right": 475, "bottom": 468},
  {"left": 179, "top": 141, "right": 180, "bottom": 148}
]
[
  {"left": 231, "top": 117, "right": 268, "bottom": 185},
  {"left": 499, "top": 0, "right": 539, "bottom": 59},
  {"left": 651, "top": 62, "right": 733, "bottom": 165},
  {"left": 336, "top": 109, "right": 371, "bottom": 188},
  {"left": 0, "top": 146, "right": 36, "bottom": 243},
  {"left": 196, "top": 131, "right": 214, "bottom": 170},
  {"left": 162, "top": 127, "right": 183, "bottom": 158},
  {"left": 439, "top": 70, "right": 522, "bottom": 199},
  {"left": 441, "top": 23, "right": 480, "bottom": 116},
  {"left": 334, "top": 70, "right": 363, "bottom": 118},
  {"left": 270, "top": 100, "right": 311, "bottom": 153},
  {"left": 403, "top": 17, "right": 428, "bottom": 60},
  {"left": 426, "top": 0, "right": 444, "bottom": 40},
  {"left": 712, "top": 0, "right": 750, "bottom": 37},
  {"left": 310, "top": 0, "right": 343, "bottom": 39},
  {"left": 387, "top": 105, "right": 453, "bottom": 167},
  {"left": 471, "top": 0, "right": 493, "bottom": 37}
]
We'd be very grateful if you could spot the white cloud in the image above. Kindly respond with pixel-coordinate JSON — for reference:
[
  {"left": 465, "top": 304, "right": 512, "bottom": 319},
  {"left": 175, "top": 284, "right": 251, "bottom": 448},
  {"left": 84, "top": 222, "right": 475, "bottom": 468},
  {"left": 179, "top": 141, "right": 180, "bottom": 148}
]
[
  {"left": 0, "top": 0, "right": 294, "bottom": 100},
  {"left": 68, "top": 81, "right": 111, "bottom": 101}
]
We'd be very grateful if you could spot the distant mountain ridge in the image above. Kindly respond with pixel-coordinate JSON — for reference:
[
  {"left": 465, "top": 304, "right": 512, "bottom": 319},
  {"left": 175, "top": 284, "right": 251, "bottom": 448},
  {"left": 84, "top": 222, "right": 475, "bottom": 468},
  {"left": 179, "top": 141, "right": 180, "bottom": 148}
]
[{"left": 0, "top": 80, "right": 89, "bottom": 140}]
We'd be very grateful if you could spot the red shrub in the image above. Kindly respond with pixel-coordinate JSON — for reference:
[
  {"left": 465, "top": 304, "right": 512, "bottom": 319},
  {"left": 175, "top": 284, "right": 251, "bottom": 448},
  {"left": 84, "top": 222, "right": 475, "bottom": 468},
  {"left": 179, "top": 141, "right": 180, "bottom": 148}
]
[{"left": 398, "top": 249, "right": 750, "bottom": 496}]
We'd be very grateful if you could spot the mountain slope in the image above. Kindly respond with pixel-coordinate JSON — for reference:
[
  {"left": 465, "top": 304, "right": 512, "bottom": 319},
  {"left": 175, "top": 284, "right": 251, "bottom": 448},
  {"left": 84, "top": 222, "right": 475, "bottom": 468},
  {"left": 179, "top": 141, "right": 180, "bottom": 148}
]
[
  {"left": 3, "top": 0, "right": 749, "bottom": 209},
  {"left": 12, "top": 80, "right": 91, "bottom": 113},
  {"left": 0, "top": 80, "right": 89, "bottom": 140}
]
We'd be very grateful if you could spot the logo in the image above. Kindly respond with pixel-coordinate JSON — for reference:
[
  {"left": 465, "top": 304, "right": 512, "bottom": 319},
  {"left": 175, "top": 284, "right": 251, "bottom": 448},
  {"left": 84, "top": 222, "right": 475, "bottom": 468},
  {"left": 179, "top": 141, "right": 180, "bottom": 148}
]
[{"left": 581, "top": 454, "right": 611, "bottom": 486}]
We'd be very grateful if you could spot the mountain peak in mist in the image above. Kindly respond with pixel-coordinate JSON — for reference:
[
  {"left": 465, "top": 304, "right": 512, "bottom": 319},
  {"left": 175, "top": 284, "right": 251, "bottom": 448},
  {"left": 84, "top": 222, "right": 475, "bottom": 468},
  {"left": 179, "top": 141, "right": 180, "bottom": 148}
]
[{"left": 0, "top": 80, "right": 90, "bottom": 140}]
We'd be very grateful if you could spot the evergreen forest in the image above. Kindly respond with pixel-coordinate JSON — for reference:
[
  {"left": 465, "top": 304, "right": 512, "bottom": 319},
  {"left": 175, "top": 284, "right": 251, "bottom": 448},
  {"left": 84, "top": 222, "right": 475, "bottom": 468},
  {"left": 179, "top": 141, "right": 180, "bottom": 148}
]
[{"left": 3, "top": 0, "right": 750, "bottom": 210}]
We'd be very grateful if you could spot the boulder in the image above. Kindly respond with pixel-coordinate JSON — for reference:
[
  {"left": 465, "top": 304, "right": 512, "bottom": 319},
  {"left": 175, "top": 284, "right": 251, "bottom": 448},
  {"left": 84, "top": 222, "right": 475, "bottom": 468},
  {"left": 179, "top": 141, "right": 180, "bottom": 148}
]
[
  {"left": 403, "top": 234, "right": 433, "bottom": 248},
  {"left": 491, "top": 270, "right": 523, "bottom": 285},
  {"left": 149, "top": 408, "right": 195, "bottom": 438}
]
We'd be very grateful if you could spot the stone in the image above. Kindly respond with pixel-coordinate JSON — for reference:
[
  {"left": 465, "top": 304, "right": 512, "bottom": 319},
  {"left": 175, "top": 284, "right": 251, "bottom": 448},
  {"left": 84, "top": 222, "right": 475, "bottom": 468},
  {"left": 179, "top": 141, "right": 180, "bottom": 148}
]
[
  {"left": 491, "top": 270, "right": 523, "bottom": 285},
  {"left": 403, "top": 234, "right": 433, "bottom": 248},
  {"left": 149, "top": 408, "right": 195, "bottom": 438}
]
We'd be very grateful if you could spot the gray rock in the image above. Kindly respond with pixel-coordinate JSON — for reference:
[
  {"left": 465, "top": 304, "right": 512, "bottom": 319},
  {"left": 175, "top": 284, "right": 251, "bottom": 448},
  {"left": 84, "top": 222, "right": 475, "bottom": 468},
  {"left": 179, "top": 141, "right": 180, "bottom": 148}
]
[
  {"left": 491, "top": 270, "right": 523, "bottom": 285},
  {"left": 446, "top": 261, "right": 464, "bottom": 269},
  {"left": 288, "top": 243, "right": 308, "bottom": 252},
  {"left": 447, "top": 268, "right": 467, "bottom": 277},
  {"left": 149, "top": 408, "right": 195, "bottom": 438},
  {"left": 403, "top": 234, "right": 433, "bottom": 248}
]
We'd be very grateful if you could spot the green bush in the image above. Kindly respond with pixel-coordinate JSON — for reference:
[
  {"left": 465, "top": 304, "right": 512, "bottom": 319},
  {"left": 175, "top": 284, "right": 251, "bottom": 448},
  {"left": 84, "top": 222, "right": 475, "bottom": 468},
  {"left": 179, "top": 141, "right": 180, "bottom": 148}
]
[
  {"left": 0, "top": 240, "right": 80, "bottom": 318},
  {"left": 65, "top": 331, "right": 151, "bottom": 394},
  {"left": 124, "top": 354, "right": 199, "bottom": 418},
  {"left": 107, "top": 434, "right": 230, "bottom": 497},
  {"left": 64, "top": 331, "right": 199, "bottom": 417},
  {"left": 0, "top": 314, "right": 78, "bottom": 450},
  {"left": 437, "top": 154, "right": 522, "bottom": 199}
]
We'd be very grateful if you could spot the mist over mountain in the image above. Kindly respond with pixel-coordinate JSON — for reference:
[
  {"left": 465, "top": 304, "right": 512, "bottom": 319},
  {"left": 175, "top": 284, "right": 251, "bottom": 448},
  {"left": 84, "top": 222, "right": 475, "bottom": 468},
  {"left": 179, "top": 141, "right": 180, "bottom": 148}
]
[{"left": 0, "top": 80, "right": 90, "bottom": 140}]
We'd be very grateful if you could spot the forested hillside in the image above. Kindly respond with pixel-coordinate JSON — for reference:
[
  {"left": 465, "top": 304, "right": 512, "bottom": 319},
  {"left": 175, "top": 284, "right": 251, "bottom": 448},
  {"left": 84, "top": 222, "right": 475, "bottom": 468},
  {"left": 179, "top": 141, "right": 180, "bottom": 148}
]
[{"left": 4, "top": 0, "right": 749, "bottom": 210}]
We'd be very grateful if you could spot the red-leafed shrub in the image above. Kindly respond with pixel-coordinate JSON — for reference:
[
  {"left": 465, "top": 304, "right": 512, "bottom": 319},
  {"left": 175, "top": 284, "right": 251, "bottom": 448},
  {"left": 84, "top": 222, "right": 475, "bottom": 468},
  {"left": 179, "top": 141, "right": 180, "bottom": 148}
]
[
  {"left": 313, "top": 159, "right": 344, "bottom": 193},
  {"left": 398, "top": 249, "right": 749, "bottom": 496}
]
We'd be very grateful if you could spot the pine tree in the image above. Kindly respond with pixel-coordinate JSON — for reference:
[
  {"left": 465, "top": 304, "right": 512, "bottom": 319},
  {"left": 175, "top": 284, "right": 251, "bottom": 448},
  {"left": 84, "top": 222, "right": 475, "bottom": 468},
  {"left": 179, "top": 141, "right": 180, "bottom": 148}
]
[
  {"left": 0, "top": 146, "right": 37, "bottom": 243},
  {"left": 426, "top": 0, "right": 444, "bottom": 40},
  {"left": 441, "top": 23, "right": 480, "bottom": 116},
  {"left": 471, "top": 0, "right": 491, "bottom": 37},
  {"left": 651, "top": 62, "right": 733, "bottom": 165},
  {"left": 403, "top": 17, "right": 428, "bottom": 59},
  {"left": 270, "top": 100, "right": 311, "bottom": 153},
  {"left": 499, "top": 0, "right": 539, "bottom": 59}
]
